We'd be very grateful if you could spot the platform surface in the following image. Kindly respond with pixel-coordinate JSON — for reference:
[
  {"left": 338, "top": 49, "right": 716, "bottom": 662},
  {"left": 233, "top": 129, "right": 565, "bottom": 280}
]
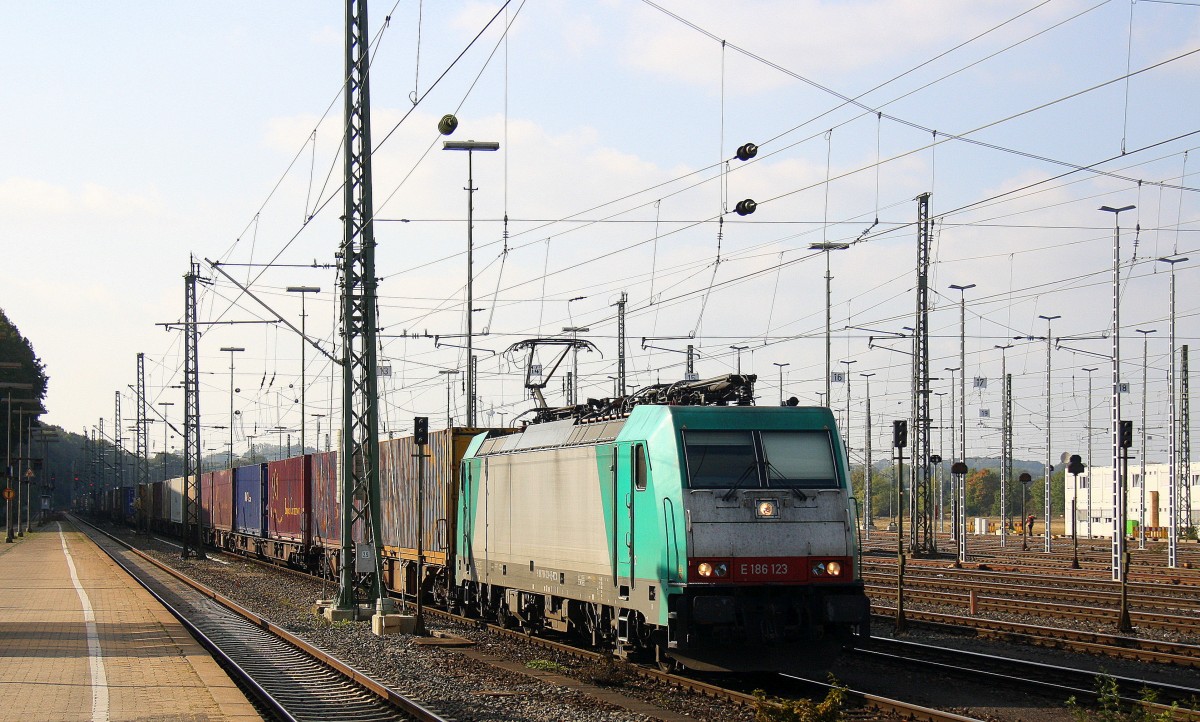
[{"left": 0, "top": 521, "right": 262, "bottom": 721}]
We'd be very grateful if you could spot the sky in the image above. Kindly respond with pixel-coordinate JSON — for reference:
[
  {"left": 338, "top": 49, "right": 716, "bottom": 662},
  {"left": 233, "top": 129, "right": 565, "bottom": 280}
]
[{"left": 2, "top": 0, "right": 1198, "bottom": 470}]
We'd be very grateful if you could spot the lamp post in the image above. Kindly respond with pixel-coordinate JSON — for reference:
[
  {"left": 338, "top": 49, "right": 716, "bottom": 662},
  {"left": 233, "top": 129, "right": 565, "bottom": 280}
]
[
  {"left": 949, "top": 283, "right": 975, "bottom": 460},
  {"left": 1020, "top": 472, "right": 1033, "bottom": 551},
  {"left": 443, "top": 139, "right": 500, "bottom": 428},
  {"left": 861, "top": 372, "right": 875, "bottom": 538},
  {"left": 945, "top": 367, "right": 960, "bottom": 541},
  {"left": 809, "top": 241, "right": 850, "bottom": 405},
  {"left": 840, "top": 360, "right": 857, "bottom": 454},
  {"left": 287, "top": 286, "right": 321, "bottom": 453},
  {"left": 773, "top": 362, "right": 790, "bottom": 406},
  {"left": 158, "top": 401, "right": 174, "bottom": 481},
  {"left": 730, "top": 345, "right": 749, "bottom": 375},
  {"left": 1039, "top": 314, "right": 1060, "bottom": 553},
  {"left": 1083, "top": 367, "right": 1098, "bottom": 539},
  {"left": 438, "top": 370, "right": 460, "bottom": 428},
  {"left": 1158, "top": 255, "right": 1187, "bottom": 568},
  {"left": 219, "top": 347, "right": 244, "bottom": 469},
  {"left": 1134, "top": 328, "right": 1156, "bottom": 550},
  {"left": 1100, "top": 203, "right": 1135, "bottom": 584},
  {"left": 310, "top": 413, "right": 327, "bottom": 453}
]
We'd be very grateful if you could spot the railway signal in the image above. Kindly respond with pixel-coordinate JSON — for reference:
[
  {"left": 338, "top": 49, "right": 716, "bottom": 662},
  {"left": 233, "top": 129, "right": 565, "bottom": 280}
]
[{"left": 1068, "top": 454, "right": 1085, "bottom": 569}]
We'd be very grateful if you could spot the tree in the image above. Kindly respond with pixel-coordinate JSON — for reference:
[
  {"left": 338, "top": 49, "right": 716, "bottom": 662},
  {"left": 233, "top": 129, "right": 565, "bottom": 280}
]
[
  {"left": 965, "top": 468, "right": 999, "bottom": 516},
  {"left": 1, "top": 307, "right": 49, "bottom": 464}
]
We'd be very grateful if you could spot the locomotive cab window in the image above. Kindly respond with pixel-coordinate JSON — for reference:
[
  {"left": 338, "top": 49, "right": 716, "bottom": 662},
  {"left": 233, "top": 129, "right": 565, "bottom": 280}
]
[
  {"left": 761, "top": 431, "right": 838, "bottom": 489},
  {"left": 634, "top": 443, "right": 648, "bottom": 491},
  {"left": 683, "top": 429, "right": 841, "bottom": 490},
  {"left": 683, "top": 431, "right": 758, "bottom": 489}
]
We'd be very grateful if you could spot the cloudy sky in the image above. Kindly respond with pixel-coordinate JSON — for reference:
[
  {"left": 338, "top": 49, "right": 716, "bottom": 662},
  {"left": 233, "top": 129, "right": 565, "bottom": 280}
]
[{"left": 2, "top": 0, "right": 1197, "bottom": 468}]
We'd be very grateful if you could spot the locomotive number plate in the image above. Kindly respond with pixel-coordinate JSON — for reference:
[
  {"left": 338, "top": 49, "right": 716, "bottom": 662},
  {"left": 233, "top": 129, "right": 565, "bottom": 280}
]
[{"left": 732, "top": 557, "right": 807, "bottom": 582}]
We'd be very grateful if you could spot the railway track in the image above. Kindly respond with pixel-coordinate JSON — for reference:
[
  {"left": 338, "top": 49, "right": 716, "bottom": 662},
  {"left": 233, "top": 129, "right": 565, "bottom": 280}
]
[
  {"left": 74, "top": 518, "right": 448, "bottom": 722},
  {"left": 870, "top": 605, "right": 1200, "bottom": 667},
  {"left": 102, "top": 521, "right": 997, "bottom": 722},
  {"left": 858, "top": 637, "right": 1200, "bottom": 719},
  {"left": 864, "top": 582, "right": 1200, "bottom": 635}
]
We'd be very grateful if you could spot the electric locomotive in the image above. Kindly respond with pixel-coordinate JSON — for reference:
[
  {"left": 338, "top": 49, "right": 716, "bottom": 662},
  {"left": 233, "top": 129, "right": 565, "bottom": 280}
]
[{"left": 454, "top": 374, "right": 869, "bottom": 670}]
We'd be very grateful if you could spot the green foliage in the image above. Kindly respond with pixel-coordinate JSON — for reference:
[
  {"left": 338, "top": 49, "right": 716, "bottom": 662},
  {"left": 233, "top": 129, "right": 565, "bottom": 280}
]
[
  {"left": 0, "top": 307, "right": 49, "bottom": 455},
  {"left": 1065, "top": 674, "right": 1177, "bottom": 722},
  {"left": 525, "top": 659, "right": 568, "bottom": 673},
  {"left": 753, "top": 677, "right": 847, "bottom": 722}
]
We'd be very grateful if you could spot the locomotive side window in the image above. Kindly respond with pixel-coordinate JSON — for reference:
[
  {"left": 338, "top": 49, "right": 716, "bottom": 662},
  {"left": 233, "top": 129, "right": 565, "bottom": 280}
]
[
  {"left": 683, "top": 431, "right": 757, "bottom": 489},
  {"left": 634, "top": 443, "right": 648, "bottom": 491},
  {"left": 761, "top": 431, "right": 839, "bottom": 488}
]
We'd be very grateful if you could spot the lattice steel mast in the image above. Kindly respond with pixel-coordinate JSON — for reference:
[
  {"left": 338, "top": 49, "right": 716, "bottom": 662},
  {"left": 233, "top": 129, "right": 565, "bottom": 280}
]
[
  {"left": 136, "top": 353, "right": 150, "bottom": 489},
  {"left": 910, "top": 192, "right": 935, "bottom": 555},
  {"left": 114, "top": 391, "right": 123, "bottom": 488},
  {"left": 1182, "top": 346, "right": 1191, "bottom": 534},
  {"left": 182, "top": 258, "right": 205, "bottom": 559},
  {"left": 336, "top": 0, "right": 387, "bottom": 612}
]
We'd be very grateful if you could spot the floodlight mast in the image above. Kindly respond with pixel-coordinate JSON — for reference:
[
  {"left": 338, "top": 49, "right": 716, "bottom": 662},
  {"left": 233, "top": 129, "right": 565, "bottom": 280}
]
[{"left": 1100, "top": 204, "right": 1134, "bottom": 589}]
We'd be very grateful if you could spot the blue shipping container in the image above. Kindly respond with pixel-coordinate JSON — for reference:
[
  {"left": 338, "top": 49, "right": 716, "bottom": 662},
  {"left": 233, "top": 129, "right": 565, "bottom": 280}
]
[
  {"left": 234, "top": 464, "right": 268, "bottom": 537},
  {"left": 121, "top": 486, "right": 136, "bottom": 523}
]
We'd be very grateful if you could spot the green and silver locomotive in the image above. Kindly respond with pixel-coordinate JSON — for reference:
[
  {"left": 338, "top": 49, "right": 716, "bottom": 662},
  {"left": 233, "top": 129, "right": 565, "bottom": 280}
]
[{"left": 455, "top": 375, "right": 870, "bottom": 670}]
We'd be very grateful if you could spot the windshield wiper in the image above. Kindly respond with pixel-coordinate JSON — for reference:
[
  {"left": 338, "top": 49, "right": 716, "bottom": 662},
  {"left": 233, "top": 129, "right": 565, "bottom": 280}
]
[
  {"left": 721, "top": 462, "right": 759, "bottom": 502},
  {"left": 764, "top": 460, "right": 807, "bottom": 500}
]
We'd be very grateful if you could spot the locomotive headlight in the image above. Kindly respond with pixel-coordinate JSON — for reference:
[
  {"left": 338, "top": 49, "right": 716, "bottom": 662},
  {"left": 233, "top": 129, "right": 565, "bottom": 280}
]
[
  {"left": 756, "top": 499, "right": 778, "bottom": 519},
  {"left": 714, "top": 563, "right": 728, "bottom": 578},
  {"left": 827, "top": 561, "right": 842, "bottom": 576},
  {"left": 812, "top": 562, "right": 826, "bottom": 576},
  {"left": 698, "top": 562, "right": 714, "bottom": 577}
]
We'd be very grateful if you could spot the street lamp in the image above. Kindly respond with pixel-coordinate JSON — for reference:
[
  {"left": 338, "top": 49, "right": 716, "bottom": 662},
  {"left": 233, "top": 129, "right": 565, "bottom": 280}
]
[
  {"left": 444, "top": 138, "right": 500, "bottom": 428},
  {"left": 1082, "top": 366, "right": 1098, "bottom": 539},
  {"left": 438, "top": 370, "right": 460, "bottom": 428},
  {"left": 1100, "top": 203, "right": 1134, "bottom": 585},
  {"left": 809, "top": 241, "right": 850, "bottom": 405},
  {"left": 158, "top": 401, "right": 175, "bottom": 481},
  {"left": 1158, "top": 255, "right": 1187, "bottom": 568},
  {"left": 1039, "top": 313, "right": 1060, "bottom": 554},
  {"left": 840, "top": 360, "right": 857, "bottom": 454},
  {"left": 944, "top": 366, "right": 960, "bottom": 541},
  {"left": 287, "top": 286, "right": 321, "bottom": 454},
  {"left": 219, "top": 347, "right": 245, "bottom": 469},
  {"left": 773, "top": 362, "right": 790, "bottom": 406}
]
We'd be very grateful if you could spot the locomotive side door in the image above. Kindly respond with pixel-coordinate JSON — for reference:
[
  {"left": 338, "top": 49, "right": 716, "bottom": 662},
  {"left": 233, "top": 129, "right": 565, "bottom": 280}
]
[{"left": 614, "top": 441, "right": 634, "bottom": 594}]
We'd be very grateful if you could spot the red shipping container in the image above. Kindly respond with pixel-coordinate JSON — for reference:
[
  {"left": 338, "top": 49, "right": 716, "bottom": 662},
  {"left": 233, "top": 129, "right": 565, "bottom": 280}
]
[
  {"left": 210, "top": 469, "right": 234, "bottom": 532},
  {"left": 310, "top": 451, "right": 340, "bottom": 547},
  {"left": 151, "top": 481, "right": 164, "bottom": 522},
  {"left": 200, "top": 472, "right": 214, "bottom": 527},
  {"left": 267, "top": 456, "right": 309, "bottom": 544}
]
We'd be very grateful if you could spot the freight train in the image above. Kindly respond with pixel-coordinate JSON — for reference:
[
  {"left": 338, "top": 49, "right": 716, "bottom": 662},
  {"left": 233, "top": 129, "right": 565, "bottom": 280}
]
[{"left": 96, "top": 374, "right": 870, "bottom": 670}]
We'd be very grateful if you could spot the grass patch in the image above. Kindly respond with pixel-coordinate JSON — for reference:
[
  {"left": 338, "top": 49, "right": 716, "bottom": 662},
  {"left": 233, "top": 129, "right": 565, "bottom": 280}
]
[{"left": 525, "top": 659, "right": 569, "bottom": 673}]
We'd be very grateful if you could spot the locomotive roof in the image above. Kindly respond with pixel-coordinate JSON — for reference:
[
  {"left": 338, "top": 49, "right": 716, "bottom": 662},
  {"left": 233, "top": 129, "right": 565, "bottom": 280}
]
[{"left": 471, "top": 404, "right": 837, "bottom": 457}]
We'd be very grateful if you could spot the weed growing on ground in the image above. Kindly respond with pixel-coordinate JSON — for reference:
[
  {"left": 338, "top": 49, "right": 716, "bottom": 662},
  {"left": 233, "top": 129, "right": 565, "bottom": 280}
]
[{"left": 1065, "top": 674, "right": 1177, "bottom": 722}]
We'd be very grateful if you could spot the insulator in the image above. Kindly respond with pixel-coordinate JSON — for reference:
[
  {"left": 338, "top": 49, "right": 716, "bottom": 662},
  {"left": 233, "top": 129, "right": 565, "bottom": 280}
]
[
  {"left": 734, "top": 198, "right": 757, "bottom": 216},
  {"left": 736, "top": 142, "right": 758, "bottom": 161},
  {"left": 438, "top": 114, "right": 459, "bottom": 135}
]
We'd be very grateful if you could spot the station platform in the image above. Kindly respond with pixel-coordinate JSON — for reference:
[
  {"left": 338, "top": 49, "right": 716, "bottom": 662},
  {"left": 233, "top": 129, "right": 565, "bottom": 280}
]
[{"left": 0, "top": 520, "right": 262, "bottom": 721}]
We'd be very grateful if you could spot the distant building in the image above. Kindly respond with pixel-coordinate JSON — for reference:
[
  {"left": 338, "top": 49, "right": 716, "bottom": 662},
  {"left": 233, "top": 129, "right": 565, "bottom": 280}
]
[{"left": 1064, "top": 462, "right": 1200, "bottom": 538}]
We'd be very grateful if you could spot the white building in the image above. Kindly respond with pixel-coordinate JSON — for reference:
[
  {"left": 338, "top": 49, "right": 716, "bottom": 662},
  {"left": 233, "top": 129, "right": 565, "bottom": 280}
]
[{"left": 1065, "top": 462, "right": 1200, "bottom": 538}]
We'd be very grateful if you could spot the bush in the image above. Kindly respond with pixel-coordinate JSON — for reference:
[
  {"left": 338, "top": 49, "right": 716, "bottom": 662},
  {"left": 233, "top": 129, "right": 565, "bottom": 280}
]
[{"left": 753, "top": 677, "right": 847, "bottom": 722}]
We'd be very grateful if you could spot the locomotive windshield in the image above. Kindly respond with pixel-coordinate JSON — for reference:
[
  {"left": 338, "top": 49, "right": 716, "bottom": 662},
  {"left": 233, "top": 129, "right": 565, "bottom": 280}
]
[{"left": 683, "top": 430, "right": 840, "bottom": 489}]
